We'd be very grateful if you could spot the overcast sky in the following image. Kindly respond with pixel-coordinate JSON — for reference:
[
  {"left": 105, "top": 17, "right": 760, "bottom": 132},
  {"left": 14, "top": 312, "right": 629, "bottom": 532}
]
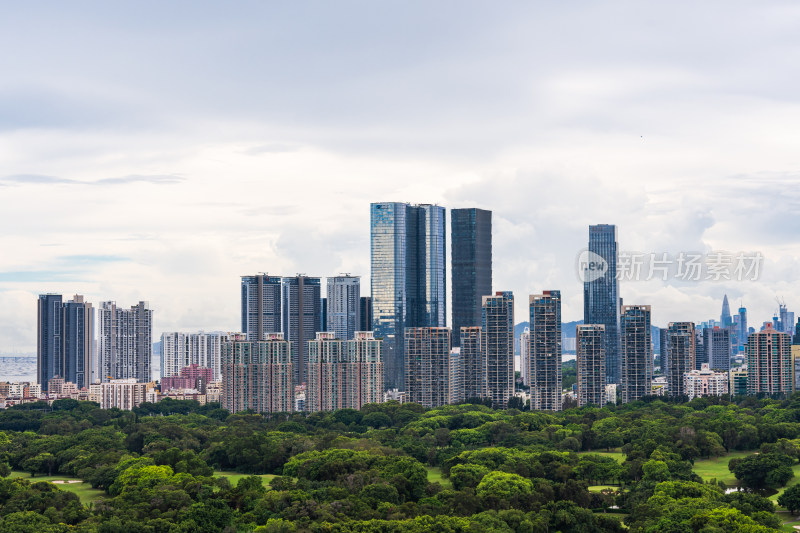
[{"left": 2, "top": 1, "right": 800, "bottom": 353}]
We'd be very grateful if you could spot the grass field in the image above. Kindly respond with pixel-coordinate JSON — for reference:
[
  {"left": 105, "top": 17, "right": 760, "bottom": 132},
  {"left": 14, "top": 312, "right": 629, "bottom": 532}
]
[
  {"left": 10, "top": 471, "right": 105, "bottom": 505},
  {"left": 426, "top": 466, "right": 452, "bottom": 489},
  {"left": 691, "top": 451, "right": 752, "bottom": 486},
  {"left": 588, "top": 485, "right": 620, "bottom": 493},
  {"left": 214, "top": 471, "right": 275, "bottom": 488},
  {"left": 577, "top": 449, "right": 625, "bottom": 464}
]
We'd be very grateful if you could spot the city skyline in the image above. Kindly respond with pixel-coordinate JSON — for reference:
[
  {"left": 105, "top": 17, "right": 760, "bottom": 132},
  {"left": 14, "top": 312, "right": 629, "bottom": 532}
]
[{"left": 3, "top": 2, "right": 800, "bottom": 352}]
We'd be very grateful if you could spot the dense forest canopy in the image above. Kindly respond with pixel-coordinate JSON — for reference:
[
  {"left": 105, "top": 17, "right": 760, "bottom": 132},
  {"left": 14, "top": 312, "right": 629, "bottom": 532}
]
[{"left": 2, "top": 394, "right": 800, "bottom": 531}]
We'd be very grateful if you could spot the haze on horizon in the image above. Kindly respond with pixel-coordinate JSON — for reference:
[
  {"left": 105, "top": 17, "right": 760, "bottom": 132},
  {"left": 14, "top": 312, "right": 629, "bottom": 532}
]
[{"left": 2, "top": 1, "right": 800, "bottom": 353}]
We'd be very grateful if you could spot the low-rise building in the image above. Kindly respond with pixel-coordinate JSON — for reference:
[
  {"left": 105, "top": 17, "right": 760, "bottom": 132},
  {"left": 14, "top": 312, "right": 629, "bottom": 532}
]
[{"left": 684, "top": 363, "right": 729, "bottom": 400}]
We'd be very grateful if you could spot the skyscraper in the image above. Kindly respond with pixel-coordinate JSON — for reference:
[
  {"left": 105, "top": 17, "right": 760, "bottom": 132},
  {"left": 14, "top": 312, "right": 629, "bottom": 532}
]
[
  {"left": 529, "top": 291, "right": 562, "bottom": 411},
  {"left": 482, "top": 291, "right": 514, "bottom": 408},
  {"left": 746, "top": 323, "right": 792, "bottom": 395},
  {"left": 221, "top": 333, "right": 293, "bottom": 414},
  {"left": 620, "top": 305, "right": 651, "bottom": 403},
  {"left": 359, "top": 296, "right": 372, "bottom": 332},
  {"left": 37, "top": 294, "right": 63, "bottom": 391},
  {"left": 666, "top": 322, "right": 695, "bottom": 397},
  {"left": 326, "top": 275, "right": 361, "bottom": 340},
  {"left": 282, "top": 275, "right": 322, "bottom": 386},
  {"left": 451, "top": 208, "right": 492, "bottom": 348},
  {"left": 576, "top": 324, "right": 606, "bottom": 407},
  {"left": 738, "top": 306, "right": 748, "bottom": 351},
  {"left": 161, "top": 332, "right": 224, "bottom": 381},
  {"left": 370, "top": 202, "right": 446, "bottom": 390},
  {"left": 721, "top": 295, "right": 732, "bottom": 328},
  {"left": 62, "top": 295, "right": 94, "bottom": 389},
  {"left": 519, "top": 327, "right": 530, "bottom": 387},
  {"left": 584, "top": 224, "right": 621, "bottom": 385},
  {"left": 98, "top": 301, "right": 153, "bottom": 383},
  {"left": 460, "top": 326, "right": 486, "bottom": 400},
  {"left": 404, "top": 327, "right": 451, "bottom": 408},
  {"left": 703, "top": 326, "right": 731, "bottom": 371},
  {"left": 241, "top": 274, "right": 282, "bottom": 341}
]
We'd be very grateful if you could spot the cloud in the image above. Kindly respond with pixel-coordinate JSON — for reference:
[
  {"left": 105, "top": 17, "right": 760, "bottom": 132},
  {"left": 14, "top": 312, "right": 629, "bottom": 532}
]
[
  {"left": 242, "top": 144, "right": 300, "bottom": 155},
  {"left": 1, "top": 174, "right": 184, "bottom": 186}
]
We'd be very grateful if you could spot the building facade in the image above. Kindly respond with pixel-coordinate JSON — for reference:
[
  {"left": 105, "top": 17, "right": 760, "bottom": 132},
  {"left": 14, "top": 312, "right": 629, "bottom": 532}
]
[
  {"left": 703, "top": 326, "right": 731, "bottom": 371},
  {"left": 483, "top": 292, "right": 514, "bottom": 408},
  {"left": 221, "top": 333, "right": 294, "bottom": 414},
  {"left": 359, "top": 296, "right": 372, "bottom": 332},
  {"left": 460, "top": 326, "right": 486, "bottom": 400},
  {"left": 241, "top": 274, "right": 282, "bottom": 341},
  {"left": 529, "top": 291, "right": 562, "bottom": 411},
  {"left": 100, "top": 379, "right": 149, "bottom": 410},
  {"left": 746, "top": 323, "right": 792, "bottom": 395},
  {"left": 37, "top": 294, "right": 63, "bottom": 391},
  {"left": 161, "top": 332, "right": 224, "bottom": 381},
  {"left": 576, "top": 324, "right": 606, "bottom": 407},
  {"left": 62, "top": 295, "right": 94, "bottom": 389},
  {"left": 519, "top": 327, "right": 530, "bottom": 387},
  {"left": 326, "top": 275, "right": 361, "bottom": 340},
  {"left": 620, "top": 305, "right": 652, "bottom": 403},
  {"left": 282, "top": 275, "right": 322, "bottom": 386},
  {"left": 370, "top": 202, "right": 446, "bottom": 391},
  {"left": 684, "top": 363, "right": 729, "bottom": 400},
  {"left": 306, "top": 331, "right": 383, "bottom": 412},
  {"left": 451, "top": 208, "right": 492, "bottom": 348},
  {"left": 98, "top": 301, "right": 152, "bottom": 383},
  {"left": 404, "top": 327, "right": 451, "bottom": 408},
  {"left": 583, "top": 224, "right": 621, "bottom": 385},
  {"left": 666, "top": 322, "right": 696, "bottom": 397}
]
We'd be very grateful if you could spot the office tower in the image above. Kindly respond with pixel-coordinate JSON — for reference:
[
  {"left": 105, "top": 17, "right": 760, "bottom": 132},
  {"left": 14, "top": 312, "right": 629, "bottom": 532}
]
[
  {"left": 666, "top": 322, "right": 695, "bottom": 397},
  {"left": 160, "top": 332, "right": 224, "bottom": 381},
  {"left": 576, "top": 325, "right": 606, "bottom": 407},
  {"left": 583, "top": 225, "right": 621, "bottom": 385},
  {"left": 694, "top": 329, "right": 706, "bottom": 370},
  {"left": 97, "top": 301, "right": 153, "bottom": 383},
  {"left": 483, "top": 292, "right": 514, "bottom": 408},
  {"left": 221, "top": 333, "right": 293, "bottom": 414},
  {"left": 404, "top": 327, "right": 451, "bottom": 408},
  {"left": 703, "top": 327, "right": 731, "bottom": 371},
  {"left": 282, "top": 275, "right": 322, "bottom": 386},
  {"left": 359, "top": 296, "right": 372, "bottom": 332},
  {"left": 684, "top": 364, "right": 729, "bottom": 400},
  {"left": 460, "top": 327, "right": 486, "bottom": 400},
  {"left": 529, "top": 291, "right": 562, "bottom": 411},
  {"left": 327, "top": 275, "right": 361, "bottom": 340},
  {"left": 37, "top": 294, "right": 63, "bottom": 391},
  {"left": 738, "top": 307, "right": 748, "bottom": 350},
  {"left": 370, "top": 202, "right": 446, "bottom": 390},
  {"left": 721, "top": 295, "right": 732, "bottom": 328},
  {"left": 306, "top": 331, "right": 383, "bottom": 412},
  {"left": 62, "top": 295, "right": 94, "bottom": 389},
  {"left": 620, "top": 305, "right": 652, "bottom": 403},
  {"left": 746, "top": 323, "right": 792, "bottom": 395},
  {"left": 520, "top": 327, "right": 530, "bottom": 387},
  {"left": 241, "top": 274, "right": 282, "bottom": 341},
  {"left": 451, "top": 208, "right": 492, "bottom": 348},
  {"left": 321, "top": 298, "right": 327, "bottom": 332}
]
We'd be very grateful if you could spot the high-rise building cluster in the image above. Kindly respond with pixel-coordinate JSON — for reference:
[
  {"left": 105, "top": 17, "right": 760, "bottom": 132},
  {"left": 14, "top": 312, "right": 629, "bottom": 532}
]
[{"left": 29, "top": 203, "right": 800, "bottom": 414}]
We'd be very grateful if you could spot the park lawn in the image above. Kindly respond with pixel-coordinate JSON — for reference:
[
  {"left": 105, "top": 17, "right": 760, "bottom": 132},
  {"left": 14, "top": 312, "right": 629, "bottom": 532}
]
[
  {"left": 588, "top": 485, "right": 620, "bottom": 493},
  {"left": 775, "top": 511, "right": 800, "bottom": 532},
  {"left": 578, "top": 449, "right": 625, "bottom": 463},
  {"left": 214, "top": 471, "right": 275, "bottom": 488},
  {"left": 769, "top": 463, "right": 800, "bottom": 504},
  {"left": 10, "top": 470, "right": 105, "bottom": 505},
  {"left": 426, "top": 466, "right": 452, "bottom": 489},
  {"left": 691, "top": 451, "right": 752, "bottom": 486}
]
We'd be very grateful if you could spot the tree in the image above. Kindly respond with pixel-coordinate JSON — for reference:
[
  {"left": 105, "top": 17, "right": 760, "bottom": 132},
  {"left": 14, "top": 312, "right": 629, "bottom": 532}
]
[
  {"left": 779, "top": 484, "right": 800, "bottom": 514},
  {"left": 476, "top": 471, "right": 534, "bottom": 510},
  {"left": 730, "top": 453, "right": 795, "bottom": 490}
]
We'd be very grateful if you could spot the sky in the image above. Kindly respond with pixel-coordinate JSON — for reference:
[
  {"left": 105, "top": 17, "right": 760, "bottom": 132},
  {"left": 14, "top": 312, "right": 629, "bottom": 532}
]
[{"left": 2, "top": 1, "right": 800, "bottom": 353}]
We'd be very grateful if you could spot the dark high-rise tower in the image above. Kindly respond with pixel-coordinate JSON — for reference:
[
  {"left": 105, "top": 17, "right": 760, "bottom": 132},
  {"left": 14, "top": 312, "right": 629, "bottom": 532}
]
[
  {"left": 584, "top": 224, "right": 621, "bottom": 384},
  {"left": 359, "top": 296, "right": 372, "bottom": 332},
  {"left": 62, "top": 295, "right": 94, "bottom": 388},
  {"left": 241, "top": 274, "right": 282, "bottom": 341},
  {"left": 370, "top": 202, "right": 446, "bottom": 390},
  {"left": 282, "top": 275, "right": 322, "bottom": 386},
  {"left": 666, "top": 322, "right": 695, "bottom": 397},
  {"left": 620, "top": 305, "right": 651, "bottom": 403},
  {"left": 37, "top": 294, "right": 63, "bottom": 391},
  {"left": 576, "top": 324, "right": 606, "bottom": 407},
  {"left": 451, "top": 208, "right": 492, "bottom": 347}
]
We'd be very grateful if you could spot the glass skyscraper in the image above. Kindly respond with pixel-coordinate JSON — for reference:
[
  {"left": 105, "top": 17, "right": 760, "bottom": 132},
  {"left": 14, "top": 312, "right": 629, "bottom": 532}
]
[
  {"left": 451, "top": 208, "right": 492, "bottom": 347},
  {"left": 62, "top": 295, "right": 94, "bottom": 389},
  {"left": 584, "top": 224, "right": 621, "bottom": 385},
  {"left": 37, "top": 294, "right": 63, "bottom": 391},
  {"left": 370, "top": 202, "right": 446, "bottom": 391}
]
